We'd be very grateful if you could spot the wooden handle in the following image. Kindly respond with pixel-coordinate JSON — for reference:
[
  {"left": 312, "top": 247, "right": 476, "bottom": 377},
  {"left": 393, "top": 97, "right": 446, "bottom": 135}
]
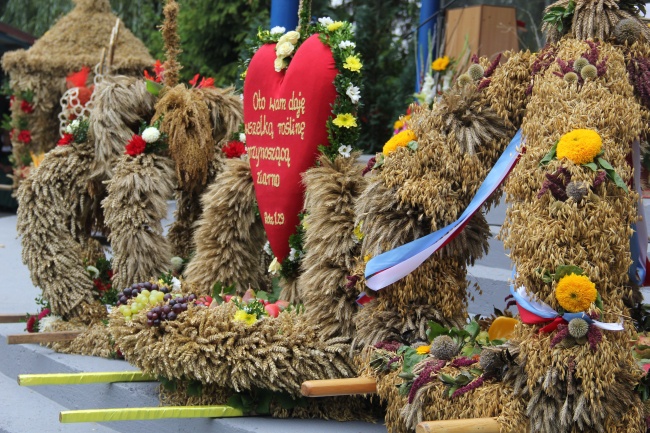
[
  {"left": 417, "top": 417, "right": 500, "bottom": 433},
  {"left": 7, "top": 331, "right": 82, "bottom": 344},
  {"left": 301, "top": 377, "right": 377, "bottom": 397},
  {"left": 0, "top": 314, "right": 32, "bottom": 324}
]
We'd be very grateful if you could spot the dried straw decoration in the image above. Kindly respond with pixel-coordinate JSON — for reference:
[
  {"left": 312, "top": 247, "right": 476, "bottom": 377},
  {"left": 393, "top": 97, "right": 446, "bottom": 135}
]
[
  {"left": 352, "top": 78, "right": 513, "bottom": 350},
  {"left": 2, "top": 0, "right": 152, "bottom": 187},
  {"left": 183, "top": 159, "right": 266, "bottom": 294},
  {"left": 89, "top": 75, "right": 157, "bottom": 184},
  {"left": 500, "top": 38, "right": 645, "bottom": 432},
  {"left": 16, "top": 139, "right": 96, "bottom": 317},
  {"left": 110, "top": 301, "right": 358, "bottom": 396},
  {"left": 103, "top": 154, "right": 175, "bottom": 291},
  {"left": 48, "top": 315, "right": 114, "bottom": 358},
  {"left": 297, "top": 154, "right": 366, "bottom": 339},
  {"left": 484, "top": 50, "right": 533, "bottom": 129},
  {"left": 161, "top": 0, "right": 182, "bottom": 89},
  {"left": 542, "top": 0, "right": 650, "bottom": 44}
]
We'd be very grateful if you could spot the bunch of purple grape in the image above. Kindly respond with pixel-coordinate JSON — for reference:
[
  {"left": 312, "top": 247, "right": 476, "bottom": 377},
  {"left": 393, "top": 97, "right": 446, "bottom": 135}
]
[
  {"left": 146, "top": 294, "right": 197, "bottom": 327},
  {"left": 116, "top": 282, "right": 170, "bottom": 307}
]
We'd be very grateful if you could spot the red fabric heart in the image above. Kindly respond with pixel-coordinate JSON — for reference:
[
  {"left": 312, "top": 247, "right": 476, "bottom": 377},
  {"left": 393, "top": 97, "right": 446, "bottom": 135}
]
[{"left": 244, "top": 34, "right": 338, "bottom": 262}]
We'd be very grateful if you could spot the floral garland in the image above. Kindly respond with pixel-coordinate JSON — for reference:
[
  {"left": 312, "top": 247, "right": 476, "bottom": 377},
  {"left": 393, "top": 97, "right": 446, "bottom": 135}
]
[
  {"left": 3, "top": 89, "right": 35, "bottom": 180},
  {"left": 243, "top": 15, "right": 363, "bottom": 162}
]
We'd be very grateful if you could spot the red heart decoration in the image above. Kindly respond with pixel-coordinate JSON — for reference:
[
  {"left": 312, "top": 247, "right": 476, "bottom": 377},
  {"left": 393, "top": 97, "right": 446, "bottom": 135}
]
[{"left": 244, "top": 34, "right": 338, "bottom": 262}]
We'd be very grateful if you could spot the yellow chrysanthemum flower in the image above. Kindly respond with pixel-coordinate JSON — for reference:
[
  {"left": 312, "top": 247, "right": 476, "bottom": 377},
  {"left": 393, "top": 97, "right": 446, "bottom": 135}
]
[
  {"left": 327, "top": 21, "right": 343, "bottom": 31},
  {"left": 555, "top": 273, "right": 597, "bottom": 312},
  {"left": 363, "top": 254, "right": 372, "bottom": 263},
  {"left": 233, "top": 310, "right": 257, "bottom": 326},
  {"left": 343, "top": 55, "right": 362, "bottom": 72},
  {"left": 556, "top": 129, "right": 602, "bottom": 165},
  {"left": 432, "top": 56, "right": 450, "bottom": 72},
  {"left": 333, "top": 113, "right": 357, "bottom": 128},
  {"left": 416, "top": 345, "right": 431, "bottom": 355},
  {"left": 383, "top": 129, "right": 417, "bottom": 155},
  {"left": 393, "top": 119, "right": 404, "bottom": 130}
]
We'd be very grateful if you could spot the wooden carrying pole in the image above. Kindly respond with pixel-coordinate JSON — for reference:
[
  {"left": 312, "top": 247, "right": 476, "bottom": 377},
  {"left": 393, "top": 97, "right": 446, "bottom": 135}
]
[
  {"left": 416, "top": 417, "right": 500, "bottom": 433},
  {"left": 0, "top": 314, "right": 33, "bottom": 323},
  {"left": 301, "top": 377, "right": 377, "bottom": 397},
  {"left": 60, "top": 405, "right": 244, "bottom": 423},
  {"left": 7, "top": 331, "right": 81, "bottom": 344},
  {"left": 18, "top": 371, "right": 156, "bottom": 386}
]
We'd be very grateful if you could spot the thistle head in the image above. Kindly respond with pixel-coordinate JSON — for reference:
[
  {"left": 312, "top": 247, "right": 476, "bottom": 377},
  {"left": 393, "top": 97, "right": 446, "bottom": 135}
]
[
  {"left": 568, "top": 318, "right": 590, "bottom": 338},
  {"left": 457, "top": 74, "right": 473, "bottom": 87},
  {"left": 467, "top": 63, "right": 485, "bottom": 81},
  {"left": 581, "top": 64, "right": 598, "bottom": 80},
  {"left": 564, "top": 72, "right": 579, "bottom": 84},
  {"left": 613, "top": 18, "right": 642, "bottom": 45},
  {"left": 573, "top": 57, "right": 590, "bottom": 73},
  {"left": 430, "top": 335, "right": 460, "bottom": 361}
]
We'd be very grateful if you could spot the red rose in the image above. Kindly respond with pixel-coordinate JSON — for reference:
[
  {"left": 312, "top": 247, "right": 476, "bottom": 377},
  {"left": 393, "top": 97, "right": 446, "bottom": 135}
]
[
  {"left": 222, "top": 140, "right": 246, "bottom": 158},
  {"left": 17, "top": 130, "right": 31, "bottom": 144},
  {"left": 125, "top": 134, "right": 147, "bottom": 156},
  {"left": 20, "top": 100, "right": 34, "bottom": 114},
  {"left": 37, "top": 308, "right": 51, "bottom": 320},
  {"left": 26, "top": 315, "right": 36, "bottom": 333},
  {"left": 57, "top": 133, "right": 74, "bottom": 146}
]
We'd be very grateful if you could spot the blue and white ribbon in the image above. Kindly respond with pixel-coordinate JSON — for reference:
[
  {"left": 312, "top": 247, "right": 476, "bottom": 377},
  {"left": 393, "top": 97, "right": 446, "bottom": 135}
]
[{"left": 365, "top": 130, "right": 523, "bottom": 291}]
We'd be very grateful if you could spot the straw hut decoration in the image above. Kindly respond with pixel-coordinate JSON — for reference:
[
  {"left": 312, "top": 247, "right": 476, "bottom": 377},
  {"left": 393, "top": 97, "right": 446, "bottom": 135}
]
[{"left": 1, "top": 0, "right": 153, "bottom": 189}]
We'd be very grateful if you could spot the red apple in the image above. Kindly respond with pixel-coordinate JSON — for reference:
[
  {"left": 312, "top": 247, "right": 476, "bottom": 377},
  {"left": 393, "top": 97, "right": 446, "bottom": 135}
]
[{"left": 264, "top": 304, "right": 280, "bottom": 318}]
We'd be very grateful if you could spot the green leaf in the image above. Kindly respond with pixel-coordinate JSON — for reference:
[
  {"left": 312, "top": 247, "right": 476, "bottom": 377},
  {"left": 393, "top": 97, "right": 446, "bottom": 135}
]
[
  {"left": 461, "top": 345, "right": 482, "bottom": 358},
  {"left": 595, "top": 292, "right": 603, "bottom": 311},
  {"left": 400, "top": 347, "right": 428, "bottom": 374},
  {"left": 464, "top": 321, "right": 481, "bottom": 341},
  {"left": 439, "top": 373, "right": 457, "bottom": 385},
  {"left": 256, "top": 291, "right": 269, "bottom": 301},
  {"left": 583, "top": 162, "right": 598, "bottom": 171},
  {"left": 448, "top": 385, "right": 459, "bottom": 397},
  {"left": 540, "top": 141, "right": 558, "bottom": 166},
  {"left": 555, "top": 265, "right": 584, "bottom": 280},
  {"left": 606, "top": 169, "right": 629, "bottom": 193},
  {"left": 407, "top": 141, "right": 418, "bottom": 151},
  {"left": 470, "top": 368, "right": 484, "bottom": 377},
  {"left": 597, "top": 157, "right": 614, "bottom": 170},
  {"left": 427, "top": 321, "right": 450, "bottom": 342},
  {"left": 145, "top": 79, "right": 163, "bottom": 96}
]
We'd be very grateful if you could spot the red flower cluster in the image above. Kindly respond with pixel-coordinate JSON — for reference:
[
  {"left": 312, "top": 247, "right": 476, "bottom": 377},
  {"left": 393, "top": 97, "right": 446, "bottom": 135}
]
[
  {"left": 17, "top": 129, "right": 31, "bottom": 144},
  {"left": 26, "top": 308, "right": 51, "bottom": 333},
  {"left": 222, "top": 140, "right": 246, "bottom": 158},
  {"left": 144, "top": 60, "right": 165, "bottom": 83},
  {"left": 20, "top": 100, "right": 34, "bottom": 114},
  {"left": 93, "top": 270, "right": 113, "bottom": 293},
  {"left": 125, "top": 134, "right": 147, "bottom": 156},
  {"left": 57, "top": 133, "right": 74, "bottom": 146},
  {"left": 189, "top": 73, "right": 215, "bottom": 89}
]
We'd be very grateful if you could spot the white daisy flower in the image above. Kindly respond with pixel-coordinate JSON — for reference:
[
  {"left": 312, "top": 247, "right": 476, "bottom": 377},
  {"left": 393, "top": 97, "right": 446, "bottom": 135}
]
[
  {"left": 338, "top": 40, "right": 356, "bottom": 50},
  {"left": 318, "top": 17, "right": 334, "bottom": 26},
  {"left": 346, "top": 84, "right": 361, "bottom": 104},
  {"left": 338, "top": 144, "right": 352, "bottom": 158},
  {"left": 270, "top": 26, "right": 286, "bottom": 35},
  {"left": 141, "top": 127, "right": 161, "bottom": 144}
]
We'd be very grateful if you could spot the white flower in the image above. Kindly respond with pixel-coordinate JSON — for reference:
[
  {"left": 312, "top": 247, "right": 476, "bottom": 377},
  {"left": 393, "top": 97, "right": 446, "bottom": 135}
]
[
  {"left": 274, "top": 57, "right": 287, "bottom": 72},
  {"left": 268, "top": 257, "right": 282, "bottom": 275},
  {"left": 39, "top": 315, "right": 62, "bottom": 333},
  {"left": 239, "top": 133, "right": 246, "bottom": 143},
  {"left": 275, "top": 41, "right": 295, "bottom": 58},
  {"left": 86, "top": 265, "right": 100, "bottom": 279},
  {"left": 338, "top": 40, "right": 356, "bottom": 50},
  {"left": 171, "top": 277, "right": 181, "bottom": 292},
  {"left": 71, "top": 119, "right": 80, "bottom": 129},
  {"left": 65, "top": 124, "right": 73, "bottom": 134},
  {"left": 338, "top": 144, "right": 352, "bottom": 158},
  {"left": 318, "top": 17, "right": 334, "bottom": 26},
  {"left": 141, "top": 127, "right": 161, "bottom": 144},
  {"left": 283, "top": 30, "right": 300, "bottom": 45},
  {"left": 288, "top": 247, "right": 301, "bottom": 262},
  {"left": 346, "top": 84, "right": 361, "bottom": 104},
  {"left": 270, "top": 26, "right": 286, "bottom": 35},
  {"left": 263, "top": 241, "right": 273, "bottom": 256}
]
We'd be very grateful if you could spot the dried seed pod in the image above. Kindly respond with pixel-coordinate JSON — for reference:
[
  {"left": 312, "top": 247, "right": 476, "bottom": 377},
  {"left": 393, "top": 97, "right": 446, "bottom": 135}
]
[
  {"left": 566, "top": 181, "right": 588, "bottom": 202},
  {"left": 457, "top": 74, "right": 473, "bottom": 87},
  {"left": 564, "top": 72, "right": 579, "bottom": 84},
  {"left": 613, "top": 18, "right": 642, "bottom": 45},
  {"left": 568, "top": 318, "right": 590, "bottom": 338},
  {"left": 429, "top": 335, "right": 460, "bottom": 360},
  {"left": 573, "top": 57, "right": 590, "bottom": 73},
  {"left": 468, "top": 63, "right": 485, "bottom": 81},
  {"left": 581, "top": 64, "right": 598, "bottom": 80}
]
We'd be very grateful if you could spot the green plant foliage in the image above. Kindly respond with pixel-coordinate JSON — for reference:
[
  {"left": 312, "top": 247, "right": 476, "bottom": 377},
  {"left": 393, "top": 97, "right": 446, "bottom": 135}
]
[{"left": 542, "top": 0, "right": 575, "bottom": 34}]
